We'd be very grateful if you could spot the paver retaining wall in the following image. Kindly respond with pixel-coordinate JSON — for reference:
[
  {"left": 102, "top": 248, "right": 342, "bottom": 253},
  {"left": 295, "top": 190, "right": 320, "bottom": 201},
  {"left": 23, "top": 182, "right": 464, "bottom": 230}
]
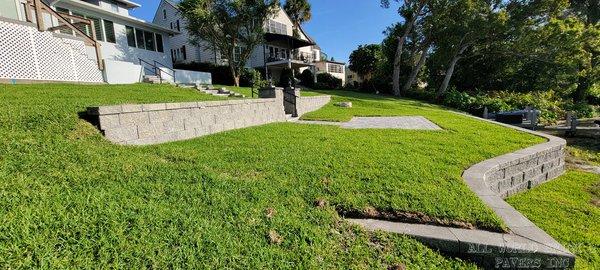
[
  {"left": 88, "top": 88, "right": 332, "bottom": 146},
  {"left": 88, "top": 98, "right": 286, "bottom": 145},
  {"left": 296, "top": 96, "right": 332, "bottom": 117},
  {"left": 352, "top": 116, "right": 574, "bottom": 269},
  {"left": 484, "top": 140, "right": 565, "bottom": 198}
]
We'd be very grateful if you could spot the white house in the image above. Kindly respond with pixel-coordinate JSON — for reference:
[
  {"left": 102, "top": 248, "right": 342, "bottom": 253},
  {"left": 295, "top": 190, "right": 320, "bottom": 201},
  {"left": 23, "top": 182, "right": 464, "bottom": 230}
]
[
  {"left": 153, "top": 0, "right": 345, "bottom": 85},
  {"left": 0, "top": 0, "right": 203, "bottom": 84},
  {"left": 315, "top": 59, "right": 346, "bottom": 85}
]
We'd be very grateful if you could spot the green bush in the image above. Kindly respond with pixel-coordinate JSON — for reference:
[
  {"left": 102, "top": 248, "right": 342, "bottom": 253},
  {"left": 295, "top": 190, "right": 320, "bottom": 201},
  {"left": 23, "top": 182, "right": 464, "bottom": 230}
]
[
  {"left": 240, "top": 68, "right": 267, "bottom": 88},
  {"left": 277, "top": 68, "right": 294, "bottom": 87},
  {"left": 298, "top": 69, "right": 315, "bottom": 88},
  {"left": 315, "top": 73, "right": 343, "bottom": 90},
  {"left": 407, "top": 89, "right": 598, "bottom": 124}
]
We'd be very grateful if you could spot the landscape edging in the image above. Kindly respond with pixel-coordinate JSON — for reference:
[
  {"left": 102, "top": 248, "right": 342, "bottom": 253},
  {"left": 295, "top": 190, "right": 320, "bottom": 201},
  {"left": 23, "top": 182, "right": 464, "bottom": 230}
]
[{"left": 349, "top": 113, "right": 575, "bottom": 269}]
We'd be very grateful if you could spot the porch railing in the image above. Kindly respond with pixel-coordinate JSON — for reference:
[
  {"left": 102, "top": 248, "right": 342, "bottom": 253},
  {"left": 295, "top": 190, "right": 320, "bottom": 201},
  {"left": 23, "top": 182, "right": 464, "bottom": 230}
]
[
  {"left": 23, "top": 0, "right": 103, "bottom": 70},
  {"left": 267, "top": 52, "right": 314, "bottom": 64}
]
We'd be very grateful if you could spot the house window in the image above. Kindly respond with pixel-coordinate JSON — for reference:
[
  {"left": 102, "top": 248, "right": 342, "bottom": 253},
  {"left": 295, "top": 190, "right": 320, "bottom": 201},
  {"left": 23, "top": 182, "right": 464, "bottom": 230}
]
[
  {"left": 176, "top": 20, "right": 180, "bottom": 31},
  {"left": 233, "top": 46, "right": 244, "bottom": 62},
  {"left": 327, "top": 63, "right": 343, "bottom": 74},
  {"left": 267, "top": 20, "right": 286, "bottom": 35},
  {"left": 144, "top": 31, "right": 155, "bottom": 51},
  {"left": 55, "top": 7, "right": 73, "bottom": 35},
  {"left": 89, "top": 17, "right": 103, "bottom": 41},
  {"left": 163, "top": 9, "right": 167, "bottom": 20},
  {"left": 181, "top": 46, "right": 186, "bottom": 60},
  {"left": 156, "top": 34, "right": 164, "bottom": 53},
  {"left": 126, "top": 26, "right": 136, "bottom": 47},
  {"left": 171, "top": 49, "right": 175, "bottom": 60},
  {"left": 72, "top": 12, "right": 89, "bottom": 35},
  {"left": 135, "top": 28, "right": 145, "bottom": 49},
  {"left": 170, "top": 22, "right": 173, "bottom": 29},
  {"left": 103, "top": 19, "right": 116, "bottom": 43},
  {"left": 106, "top": 0, "right": 119, "bottom": 12}
]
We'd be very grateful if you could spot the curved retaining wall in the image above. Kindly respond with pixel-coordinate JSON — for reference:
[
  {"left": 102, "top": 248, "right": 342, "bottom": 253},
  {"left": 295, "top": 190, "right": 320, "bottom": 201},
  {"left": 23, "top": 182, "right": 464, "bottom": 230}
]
[{"left": 350, "top": 115, "right": 575, "bottom": 269}]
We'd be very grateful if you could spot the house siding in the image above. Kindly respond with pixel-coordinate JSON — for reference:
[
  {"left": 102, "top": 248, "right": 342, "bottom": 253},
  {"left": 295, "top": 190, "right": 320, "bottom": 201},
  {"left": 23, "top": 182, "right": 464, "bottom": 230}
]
[{"left": 56, "top": 1, "right": 174, "bottom": 67}]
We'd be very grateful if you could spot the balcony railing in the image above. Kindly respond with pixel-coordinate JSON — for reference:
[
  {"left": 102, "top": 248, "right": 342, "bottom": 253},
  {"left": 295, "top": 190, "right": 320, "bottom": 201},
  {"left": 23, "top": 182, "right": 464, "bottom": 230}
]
[{"left": 267, "top": 52, "right": 314, "bottom": 64}]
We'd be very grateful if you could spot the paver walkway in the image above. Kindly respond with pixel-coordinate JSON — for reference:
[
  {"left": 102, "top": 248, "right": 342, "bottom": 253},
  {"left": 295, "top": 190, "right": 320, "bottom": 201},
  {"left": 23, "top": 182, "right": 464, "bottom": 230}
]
[
  {"left": 296, "top": 116, "right": 442, "bottom": 130},
  {"left": 341, "top": 116, "right": 442, "bottom": 130}
]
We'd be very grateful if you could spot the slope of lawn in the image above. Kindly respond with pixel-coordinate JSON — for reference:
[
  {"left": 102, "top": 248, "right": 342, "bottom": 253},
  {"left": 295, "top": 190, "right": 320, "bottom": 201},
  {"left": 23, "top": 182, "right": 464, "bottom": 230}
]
[
  {"left": 0, "top": 84, "right": 543, "bottom": 268},
  {"left": 507, "top": 170, "right": 600, "bottom": 269}
]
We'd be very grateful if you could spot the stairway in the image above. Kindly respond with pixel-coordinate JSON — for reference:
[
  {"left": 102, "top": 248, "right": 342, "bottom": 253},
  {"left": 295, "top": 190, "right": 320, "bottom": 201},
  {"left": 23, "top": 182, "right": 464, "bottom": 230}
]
[
  {"left": 143, "top": 75, "right": 163, "bottom": 84},
  {"left": 195, "top": 85, "right": 246, "bottom": 98}
]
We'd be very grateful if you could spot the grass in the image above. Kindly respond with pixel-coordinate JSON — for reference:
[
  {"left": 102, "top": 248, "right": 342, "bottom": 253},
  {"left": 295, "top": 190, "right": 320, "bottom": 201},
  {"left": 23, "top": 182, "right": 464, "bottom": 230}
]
[
  {"left": 567, "top": 137, "right": 600, "bottom": 166},
  {"left": 0, "top": 83, "right": 544, "bottom": 268},
  {"left": 507, "top": 170, "right": 600, "bottom": 269}
]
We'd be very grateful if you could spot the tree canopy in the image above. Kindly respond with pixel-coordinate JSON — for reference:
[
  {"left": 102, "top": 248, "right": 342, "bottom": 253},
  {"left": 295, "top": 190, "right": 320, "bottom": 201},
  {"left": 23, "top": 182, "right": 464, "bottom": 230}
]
[
  {"left": 179, "top": 0, "right": 279, "bottom": 86},
  {"left": 356, "top": 0, "right": 599, "bottom": 121},
  {"left": 283, "top": 0, "right": 312, "bottom": 37},
  {"left": 349, "top": 44, "right": 383, "bottom": 80}
]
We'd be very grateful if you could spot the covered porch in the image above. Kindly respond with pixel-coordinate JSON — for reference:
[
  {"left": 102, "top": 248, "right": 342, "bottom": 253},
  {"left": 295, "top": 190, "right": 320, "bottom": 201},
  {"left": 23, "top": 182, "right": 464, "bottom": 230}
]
[{"left": 262, "top": 32, "right": 317, "bottom": 85}]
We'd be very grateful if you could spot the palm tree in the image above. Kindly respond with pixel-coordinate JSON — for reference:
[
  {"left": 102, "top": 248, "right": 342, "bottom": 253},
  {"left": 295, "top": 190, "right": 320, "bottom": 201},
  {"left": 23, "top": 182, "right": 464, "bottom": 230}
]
[{"left": 283, "top": 0, "right": 312, "bottom": 37}]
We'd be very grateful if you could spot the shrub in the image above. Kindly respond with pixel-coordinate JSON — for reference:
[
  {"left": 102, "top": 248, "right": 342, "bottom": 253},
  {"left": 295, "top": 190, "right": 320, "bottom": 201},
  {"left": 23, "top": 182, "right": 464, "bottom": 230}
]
[
  {"left": 298, "top": 69, "right": 314, "bottom": 88},
  {"left": 277, "top": 68, "right": 294, "bottom": 87},
  {"left": 315, "top": 73, "right": 342, "bottom": 90},
  {"left": 442, "top": 89, "right": 476, "bottom": 112},
  {"left": 240, "top": 68, "right": 267, "bottom": 88},
  {"left": 406, "top": 89, "right": 598, "bottom": 124}
]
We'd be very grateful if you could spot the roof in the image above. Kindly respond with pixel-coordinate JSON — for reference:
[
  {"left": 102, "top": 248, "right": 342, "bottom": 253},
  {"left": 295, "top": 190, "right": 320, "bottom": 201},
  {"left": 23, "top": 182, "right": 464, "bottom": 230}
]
[
  {"left": 264, "top": 32, "right": 315, "bottom": 49},
  {"left": 57, "top": 0, "right": 178, "bottom": 34},
  {"left": 112, "top": 0, "right": 141, "bottom": 9},
  {"left": 316, "top": 60, "right": 346, "bottom": 65},
  {"left": 164, "top": 0, "right": 179, "bottom": 8}
]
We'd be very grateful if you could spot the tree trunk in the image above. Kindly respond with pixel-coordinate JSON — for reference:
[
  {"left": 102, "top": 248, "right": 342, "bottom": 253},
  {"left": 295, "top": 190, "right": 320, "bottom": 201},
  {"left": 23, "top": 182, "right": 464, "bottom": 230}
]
[
  {"left": 230, "top": 65, "right": 240, "bottom": 87},
  {"left": 403, "top": 44, "right": 429, "bottom": 92},
  {"left": 574, "top": 1, "right": 599, "bottom": 103},
  {"left": 392, "top": 0, "right": 426, "bottom": 96},
  {"left": 574, "top": 69, "right": 589, "bottom": 103},
  {"left": 436, "top": 44, "right": 468, "bottom": 99}
]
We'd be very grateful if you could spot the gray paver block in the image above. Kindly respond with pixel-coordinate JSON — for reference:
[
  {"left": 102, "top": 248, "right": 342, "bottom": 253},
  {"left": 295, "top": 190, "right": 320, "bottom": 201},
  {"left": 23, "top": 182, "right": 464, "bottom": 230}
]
[
  {"left": 119, "top": 112, "right": 149, "bottom": 125},
  {"left": 121, "top": 104, "right": 143, "bottom": 113},
  {"left": 104, "top": 126, "right": 138, "bottom": 142}
]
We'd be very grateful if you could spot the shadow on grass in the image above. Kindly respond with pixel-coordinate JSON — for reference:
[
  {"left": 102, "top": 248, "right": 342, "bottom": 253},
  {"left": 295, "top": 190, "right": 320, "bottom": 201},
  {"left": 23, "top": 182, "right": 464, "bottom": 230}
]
[{"left": 78, "top": 110, "right": 100, "bottom": 129}]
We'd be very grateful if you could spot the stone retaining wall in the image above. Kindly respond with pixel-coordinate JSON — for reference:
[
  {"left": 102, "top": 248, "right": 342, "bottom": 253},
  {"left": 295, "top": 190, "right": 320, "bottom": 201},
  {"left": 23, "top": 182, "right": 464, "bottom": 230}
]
[
  {"left": 352, "top": 115, "right": 574, "bottom": 268},
  {"left": 88, "top": 98, "right": 286, "bottom": 145},
  {"left": 484, "top": 141, "right": 565, "bottom": 198},
  {"left": 296, "top": 96, "right": 331, "bottom": 117}
]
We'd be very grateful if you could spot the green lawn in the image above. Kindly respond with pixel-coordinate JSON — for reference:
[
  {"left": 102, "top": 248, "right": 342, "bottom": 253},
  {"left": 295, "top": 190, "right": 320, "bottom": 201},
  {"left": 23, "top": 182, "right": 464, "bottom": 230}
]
[
  {"left": 507, "top": 170, "right": 600, "bottom": 269},
  {"left": 567, "top": 137, "right": 600, "bottom": 166},
  {"left": 0, "top": 83, "right": 544, "bottom": 268}
]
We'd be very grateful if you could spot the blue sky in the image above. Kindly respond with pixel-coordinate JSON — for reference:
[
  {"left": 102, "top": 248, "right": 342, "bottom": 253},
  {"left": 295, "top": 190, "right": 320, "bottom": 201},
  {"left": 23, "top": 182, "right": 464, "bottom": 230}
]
[{"left": 131, "top": 0, "right": 402, "bottom": 63}]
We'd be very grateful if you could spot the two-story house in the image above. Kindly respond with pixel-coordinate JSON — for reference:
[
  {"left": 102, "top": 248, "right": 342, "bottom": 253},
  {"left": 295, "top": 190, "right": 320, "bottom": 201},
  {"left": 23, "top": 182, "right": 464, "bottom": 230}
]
[
  {"left": 0, "top": 0, "right": 178, "bottom": 83},
  {"left": 47, "top": 0, "right": 178, "bottom": 67},
  {"left": 153, "top": 0, "right": 344, "bottom": 85}
]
